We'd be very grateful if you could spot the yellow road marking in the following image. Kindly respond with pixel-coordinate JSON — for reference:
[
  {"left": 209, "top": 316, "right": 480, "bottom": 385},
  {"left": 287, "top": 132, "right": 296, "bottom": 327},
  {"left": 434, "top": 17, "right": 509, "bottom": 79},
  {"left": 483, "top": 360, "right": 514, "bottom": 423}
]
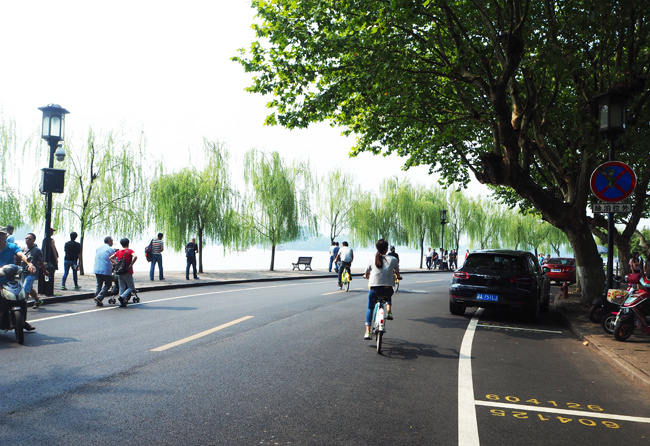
[{"left": 151, "top": 315, "right": 254, "bottom": 352}]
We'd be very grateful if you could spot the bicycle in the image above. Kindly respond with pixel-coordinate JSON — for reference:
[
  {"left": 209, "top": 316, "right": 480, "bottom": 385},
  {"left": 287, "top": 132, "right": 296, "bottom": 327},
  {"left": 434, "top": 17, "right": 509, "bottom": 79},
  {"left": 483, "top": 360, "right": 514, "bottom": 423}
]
[
  {"left": 371, "top": 295, "right": 390, "bottom": 354},
  {"left": 339, "top": 268, "right": 351, "bottom": 292},
  {"left": 393, "top": 273, "right": 399, "bottom": 292}
]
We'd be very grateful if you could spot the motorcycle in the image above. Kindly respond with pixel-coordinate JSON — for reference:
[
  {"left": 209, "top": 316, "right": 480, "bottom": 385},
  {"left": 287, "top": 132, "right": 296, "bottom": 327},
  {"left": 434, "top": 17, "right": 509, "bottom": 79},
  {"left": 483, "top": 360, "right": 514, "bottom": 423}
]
[
  {"left": 587, "top": 275, "right": 623, "bottom": 323},
  {"left": 0, "top": 264, "right": 28, "bottom": 344},
  {"left": 600, "top": 274, "right": 639, "bottom": 334},
  {"left": 613, "top": 276, "right": 650, "bottom": 341}
]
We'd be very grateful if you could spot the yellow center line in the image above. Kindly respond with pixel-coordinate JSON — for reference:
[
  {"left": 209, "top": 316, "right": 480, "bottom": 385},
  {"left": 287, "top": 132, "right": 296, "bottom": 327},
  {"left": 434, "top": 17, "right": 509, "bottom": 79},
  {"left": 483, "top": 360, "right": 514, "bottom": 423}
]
[{"left": 151, "top": 315, "right": 254, "bottom": 352}]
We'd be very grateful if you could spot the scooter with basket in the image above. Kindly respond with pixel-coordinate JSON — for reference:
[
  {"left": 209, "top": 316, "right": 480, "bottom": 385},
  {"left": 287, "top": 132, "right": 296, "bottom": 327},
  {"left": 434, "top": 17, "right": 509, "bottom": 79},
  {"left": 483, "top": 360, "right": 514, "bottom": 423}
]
[
  {"left": 612, "top": 276, "right": 650, "bottom": 341},
  {"left": 600, "top": 274, "right": 640, "bottom": 334}
]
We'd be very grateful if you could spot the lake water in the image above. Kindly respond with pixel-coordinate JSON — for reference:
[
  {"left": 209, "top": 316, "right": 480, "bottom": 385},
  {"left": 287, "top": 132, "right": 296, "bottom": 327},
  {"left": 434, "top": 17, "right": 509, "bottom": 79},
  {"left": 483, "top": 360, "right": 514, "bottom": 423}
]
[{"left": 126, "top": 245, "right": 433, "bottom": 273}]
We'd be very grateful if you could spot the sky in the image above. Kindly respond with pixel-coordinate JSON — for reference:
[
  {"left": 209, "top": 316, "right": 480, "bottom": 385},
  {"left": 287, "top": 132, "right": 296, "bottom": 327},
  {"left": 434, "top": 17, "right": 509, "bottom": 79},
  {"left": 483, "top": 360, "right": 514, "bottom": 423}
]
[{"left": 0, "top": 1, "right": 493, "bottom": 196}]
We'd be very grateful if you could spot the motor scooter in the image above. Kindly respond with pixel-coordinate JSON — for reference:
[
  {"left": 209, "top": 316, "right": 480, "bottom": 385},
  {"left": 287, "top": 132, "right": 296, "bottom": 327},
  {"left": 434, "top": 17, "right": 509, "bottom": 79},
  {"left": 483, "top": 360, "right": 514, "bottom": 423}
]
[
  {"left": 600, "top": 274, "right": 639, "bottom": 334},
  {"left": 588, "top": 275, "right": 623, "bottom": 323},
  {"left": 613, "top": 276, "right": 650, "bottom": 341},
  {"left": 0, "top": 264, "right": 28, "bottom": 344}
]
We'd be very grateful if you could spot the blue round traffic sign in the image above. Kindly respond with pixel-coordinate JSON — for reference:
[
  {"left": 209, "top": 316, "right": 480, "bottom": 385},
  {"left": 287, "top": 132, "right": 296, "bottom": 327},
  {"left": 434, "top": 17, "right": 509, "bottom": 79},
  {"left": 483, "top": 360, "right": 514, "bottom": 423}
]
[{"left": 590, "top": 161, "right": 636, "bottom": 202}]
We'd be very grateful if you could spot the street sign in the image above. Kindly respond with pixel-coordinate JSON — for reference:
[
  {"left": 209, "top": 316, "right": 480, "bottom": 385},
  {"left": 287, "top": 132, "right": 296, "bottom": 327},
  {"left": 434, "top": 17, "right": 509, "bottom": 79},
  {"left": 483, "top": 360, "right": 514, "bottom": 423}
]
[
  {"left": 590, "top": 161, "right": 636, "bottom": 202},
  {"left": 592, "top": 202, "right": 632, "bottom": 214}
]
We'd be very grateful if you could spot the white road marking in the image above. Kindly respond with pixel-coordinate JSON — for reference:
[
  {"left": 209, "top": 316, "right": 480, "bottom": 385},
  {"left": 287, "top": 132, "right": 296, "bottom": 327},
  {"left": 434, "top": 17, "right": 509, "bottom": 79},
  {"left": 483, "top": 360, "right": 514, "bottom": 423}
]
[
  {"left": 475, "top": 400, "right": 650, "bottom": 424},
  {"left": 458, "top": 308, "right": 483, "bottom": 446},
  {"left": 477, "top": 324, "right": 563, "bottom": 334},
  {"left": 29, "top": 282, "right": 329, "bottom": 323},
  {"left": 151, "top": 316, "right": 254, "bottom": 352}
]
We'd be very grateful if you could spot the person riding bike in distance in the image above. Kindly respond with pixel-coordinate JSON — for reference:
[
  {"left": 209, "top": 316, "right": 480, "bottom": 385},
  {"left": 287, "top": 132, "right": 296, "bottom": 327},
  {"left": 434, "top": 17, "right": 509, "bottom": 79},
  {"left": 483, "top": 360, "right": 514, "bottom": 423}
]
[{"left": 362, "top": 239, "right": 402, "bottom": 340}]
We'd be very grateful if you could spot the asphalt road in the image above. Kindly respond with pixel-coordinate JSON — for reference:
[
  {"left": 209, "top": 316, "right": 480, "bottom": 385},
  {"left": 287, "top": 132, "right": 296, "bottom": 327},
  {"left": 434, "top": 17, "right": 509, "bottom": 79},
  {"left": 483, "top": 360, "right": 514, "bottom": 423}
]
[{"left": 1, "top": 274, "right": 649, "bottom": 445}]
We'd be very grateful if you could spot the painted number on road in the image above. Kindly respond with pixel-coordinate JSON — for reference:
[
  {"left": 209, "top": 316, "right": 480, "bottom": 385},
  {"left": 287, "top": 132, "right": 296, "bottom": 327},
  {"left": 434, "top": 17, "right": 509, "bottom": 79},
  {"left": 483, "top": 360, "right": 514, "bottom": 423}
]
[
  {"left": 485, "top": 394, "right": 604, "bottom": 411},
  {"left": 489, "top": 409, "right": 620, "bottom": 429}
]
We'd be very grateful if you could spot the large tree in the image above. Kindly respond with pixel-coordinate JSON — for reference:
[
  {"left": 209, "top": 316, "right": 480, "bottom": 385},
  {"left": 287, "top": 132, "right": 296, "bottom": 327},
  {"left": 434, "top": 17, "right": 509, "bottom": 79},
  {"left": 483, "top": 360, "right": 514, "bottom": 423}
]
[
  {"left": 27, "top": 129, "right": 148, "bottom": 274},
  {"left": 236, "top": 0, "right": 650, "bottom": 302},
  {"left": 243, "top": 149, "right": 316, "bottom": 270},
  {"left": 318, "top": 170, "right": 357, "bottom": 243},
  {"left": 150, "top": 140, "right": 239, "bottom": 273}
]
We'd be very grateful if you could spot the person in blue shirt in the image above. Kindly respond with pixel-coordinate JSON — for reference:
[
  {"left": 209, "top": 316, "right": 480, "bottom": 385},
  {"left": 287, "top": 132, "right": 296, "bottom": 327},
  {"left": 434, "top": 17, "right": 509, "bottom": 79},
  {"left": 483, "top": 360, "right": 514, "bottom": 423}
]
[
  {"left": 0, "top": 226, "right": 36, "bottom": 330},
  {"left": 93, "top": 236, "right": 115, "bottom": 306}
]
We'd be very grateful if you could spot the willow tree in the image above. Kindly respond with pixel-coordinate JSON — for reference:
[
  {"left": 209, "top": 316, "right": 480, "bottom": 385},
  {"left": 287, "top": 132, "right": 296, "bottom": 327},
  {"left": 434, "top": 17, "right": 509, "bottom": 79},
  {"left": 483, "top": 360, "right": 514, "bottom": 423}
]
[
  {"left": 27, "top": 129, "right": 148, "bottom": 274},
  {"left": 150, "top": 140, "right": 238, "bottom": 273},
  {"left": 0, "top": 116, "right": 25, "bottom": 227},
  {"left": 235, "top": 0, "right": 650, "bottom": 302},
  {"left": 396, "top": 182, "right": 442, "bottom": 268},
  {"left": 349, "top": 178, "right": 405, "bottom": 248},
  {"left": 446, "top": 190, "right": 472, "bottom": 254},
  {"left": 466, "top": 198, "right": 505, "bottom": 250},
  {"left": 318, "top": 169, "right": 357, "bottom": 244},
  {"left": 243, "top": 149, "right": 316, "bottom": 271}
]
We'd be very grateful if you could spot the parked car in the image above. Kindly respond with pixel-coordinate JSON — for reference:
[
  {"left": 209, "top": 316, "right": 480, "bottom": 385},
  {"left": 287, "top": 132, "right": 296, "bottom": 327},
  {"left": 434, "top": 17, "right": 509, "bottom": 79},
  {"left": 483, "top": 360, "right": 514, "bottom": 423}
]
[
  {"left": 542, "top": 257, "right": 576, "bottom": 284},
  {"left": 449, "top": 249, "right": 551, "bottom": 322}
]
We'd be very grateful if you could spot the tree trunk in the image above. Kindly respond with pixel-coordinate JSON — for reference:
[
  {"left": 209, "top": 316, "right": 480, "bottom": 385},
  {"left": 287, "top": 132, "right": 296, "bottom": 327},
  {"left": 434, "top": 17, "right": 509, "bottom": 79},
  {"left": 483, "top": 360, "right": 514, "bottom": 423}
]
[
  {"left": 270, "top": 244, "right": 276, "bottom": 271},
  {"left": 79, "top": 234, "right": 85, "bottom": 276},
  {"left": 564, "top": 222, "right": 606, "bottom": 304}
]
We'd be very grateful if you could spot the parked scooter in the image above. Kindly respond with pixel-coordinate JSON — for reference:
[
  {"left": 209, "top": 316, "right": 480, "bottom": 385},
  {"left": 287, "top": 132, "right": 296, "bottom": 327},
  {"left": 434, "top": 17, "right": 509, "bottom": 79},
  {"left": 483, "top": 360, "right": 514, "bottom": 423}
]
[
  {"left": 613, "top": 276, "right": 650, "bottom": 341},
  {"left": 601, "top": 274, "right": 639, "bottom": 334},
  {"left": 0, "top": 264, "right": 28, "bottom": 344},
  {"left": 588, "top": 275, "right": 622, "bottom": 323}
]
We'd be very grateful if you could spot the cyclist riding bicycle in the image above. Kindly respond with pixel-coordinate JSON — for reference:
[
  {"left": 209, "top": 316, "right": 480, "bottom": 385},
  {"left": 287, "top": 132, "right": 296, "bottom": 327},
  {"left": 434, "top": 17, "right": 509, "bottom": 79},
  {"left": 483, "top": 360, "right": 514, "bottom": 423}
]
[
  {"left": 362, "top": 239, "right": 401, "bottom": 340},
  {"left": 336, "top": 241, "right": 354, "bottom": 288}
]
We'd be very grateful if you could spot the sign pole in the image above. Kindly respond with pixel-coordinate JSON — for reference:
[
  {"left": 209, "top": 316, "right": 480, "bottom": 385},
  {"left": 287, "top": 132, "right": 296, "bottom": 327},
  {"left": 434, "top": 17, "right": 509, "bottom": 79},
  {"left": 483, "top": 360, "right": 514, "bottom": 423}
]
[{"left": 607, "top": 140, "right": 615, "bottom": 289}]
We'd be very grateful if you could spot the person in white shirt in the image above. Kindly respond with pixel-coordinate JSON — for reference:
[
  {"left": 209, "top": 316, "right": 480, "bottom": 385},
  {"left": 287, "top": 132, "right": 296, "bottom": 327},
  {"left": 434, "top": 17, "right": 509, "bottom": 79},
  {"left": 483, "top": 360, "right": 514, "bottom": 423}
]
[
  {"left": 335, "top": 241, "right": 354, "bottom": 287},
  {"left": 362, "top": 239, "right": 401, "bottom": 340}
]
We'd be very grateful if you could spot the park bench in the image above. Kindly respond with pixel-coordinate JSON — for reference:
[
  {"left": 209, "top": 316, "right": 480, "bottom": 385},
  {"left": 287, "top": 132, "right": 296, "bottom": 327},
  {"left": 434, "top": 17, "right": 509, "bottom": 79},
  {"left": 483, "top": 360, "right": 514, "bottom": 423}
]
[{"left": 292, "top": 256, "right": 313, "bottom": 271}]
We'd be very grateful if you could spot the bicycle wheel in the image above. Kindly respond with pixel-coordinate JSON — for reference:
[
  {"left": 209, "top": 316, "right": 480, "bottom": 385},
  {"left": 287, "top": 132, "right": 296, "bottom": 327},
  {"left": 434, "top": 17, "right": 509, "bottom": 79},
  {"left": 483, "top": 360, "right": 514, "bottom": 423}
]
[
  {"left": 375, "top": 330, "right": 383, "bottom": 353},
  {"left": 393, "top": 279, "right": 399, "bottom": 292}
]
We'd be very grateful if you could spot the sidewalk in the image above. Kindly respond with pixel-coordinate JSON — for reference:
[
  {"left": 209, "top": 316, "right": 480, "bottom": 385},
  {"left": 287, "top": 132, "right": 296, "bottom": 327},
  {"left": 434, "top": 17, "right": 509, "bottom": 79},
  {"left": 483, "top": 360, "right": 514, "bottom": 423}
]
[
  {"left": 554, "top": 288, "right": 650, "bottom": 391},
  {"left": 35, "top": 268, "right": 650, "bottom": 390}
]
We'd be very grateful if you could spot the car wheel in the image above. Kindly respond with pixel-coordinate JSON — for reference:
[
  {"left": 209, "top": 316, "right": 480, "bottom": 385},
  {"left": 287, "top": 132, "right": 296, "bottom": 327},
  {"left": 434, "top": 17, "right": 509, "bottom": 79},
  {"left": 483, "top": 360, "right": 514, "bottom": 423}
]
[
  {"left": 540, "top": 290, "right": 550, "bottom": 313},
  {"left": 529, "top": 298, "right": 540, "bottom": 323},
  {"left": 449, "top": 301, "right": 466, "bottom": 316}
]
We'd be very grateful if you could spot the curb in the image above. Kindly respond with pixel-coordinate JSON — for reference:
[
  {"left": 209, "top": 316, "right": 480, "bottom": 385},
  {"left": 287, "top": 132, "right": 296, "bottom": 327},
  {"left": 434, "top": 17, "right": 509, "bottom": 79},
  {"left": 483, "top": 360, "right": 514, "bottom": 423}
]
[{"left": 555, "top": 293, "right": 650, "bottom": 392}]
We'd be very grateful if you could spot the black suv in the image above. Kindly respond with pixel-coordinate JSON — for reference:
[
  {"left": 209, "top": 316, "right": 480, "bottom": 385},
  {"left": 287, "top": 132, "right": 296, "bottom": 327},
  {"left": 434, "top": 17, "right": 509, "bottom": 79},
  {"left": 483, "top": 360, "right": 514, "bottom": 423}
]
[{"left": 449, "top": 250, "right": 551, "bottom": 321}]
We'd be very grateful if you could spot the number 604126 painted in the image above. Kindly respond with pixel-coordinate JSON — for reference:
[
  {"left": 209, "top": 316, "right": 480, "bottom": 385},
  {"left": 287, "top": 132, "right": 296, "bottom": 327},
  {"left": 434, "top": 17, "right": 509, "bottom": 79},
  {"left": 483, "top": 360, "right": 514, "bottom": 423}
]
[
  {"left": 485, "top": 394, "right": 604, "bottom": 411},
  {"left": 490, "top": 409, "right": 620, "bottom": 429}
]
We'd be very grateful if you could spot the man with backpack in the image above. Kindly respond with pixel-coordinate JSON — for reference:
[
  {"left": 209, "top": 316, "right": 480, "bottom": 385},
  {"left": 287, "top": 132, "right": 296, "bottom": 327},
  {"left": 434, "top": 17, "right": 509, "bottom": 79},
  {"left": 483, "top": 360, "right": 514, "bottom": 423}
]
[
  {"left": 149, "top": 233, "right": 165, "bottom": 281},
  {"left": 109, "top": 238, "right": 138, "bottom": 307}
]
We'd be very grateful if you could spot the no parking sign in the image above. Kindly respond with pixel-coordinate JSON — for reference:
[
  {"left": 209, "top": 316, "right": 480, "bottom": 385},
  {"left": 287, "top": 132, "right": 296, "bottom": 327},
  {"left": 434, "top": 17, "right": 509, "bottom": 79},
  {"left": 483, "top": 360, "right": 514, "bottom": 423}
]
[{"left": 590, "top": 161, "right": 636, "bottom": 203}]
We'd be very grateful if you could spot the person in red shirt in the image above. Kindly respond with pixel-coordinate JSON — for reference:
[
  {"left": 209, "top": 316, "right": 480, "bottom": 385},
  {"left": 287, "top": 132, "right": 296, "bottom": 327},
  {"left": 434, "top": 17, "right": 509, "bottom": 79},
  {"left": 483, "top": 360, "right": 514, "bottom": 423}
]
[{"left": 109, "top": 238, "right": 138, "bottom": 307}]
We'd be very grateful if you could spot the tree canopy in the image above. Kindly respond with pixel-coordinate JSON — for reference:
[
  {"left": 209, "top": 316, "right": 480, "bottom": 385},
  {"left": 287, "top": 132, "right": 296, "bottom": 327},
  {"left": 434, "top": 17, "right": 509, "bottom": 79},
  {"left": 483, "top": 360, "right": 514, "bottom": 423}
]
[{"left": 236, "top": 0, "right": 650, "bottom": 300}]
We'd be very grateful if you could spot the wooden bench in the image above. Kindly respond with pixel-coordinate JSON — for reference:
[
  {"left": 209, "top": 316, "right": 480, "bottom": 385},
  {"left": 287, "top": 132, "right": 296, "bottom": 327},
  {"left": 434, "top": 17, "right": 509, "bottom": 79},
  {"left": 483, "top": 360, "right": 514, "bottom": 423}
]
[{"left": 292, "top": 256, "right": 313, "bottom": 271}]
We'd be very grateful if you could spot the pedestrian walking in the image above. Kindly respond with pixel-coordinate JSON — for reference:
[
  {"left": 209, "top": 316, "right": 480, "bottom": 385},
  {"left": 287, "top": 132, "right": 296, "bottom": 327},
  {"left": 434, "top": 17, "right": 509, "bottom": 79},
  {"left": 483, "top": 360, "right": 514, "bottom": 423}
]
[
  {"left": 109, "top": 238, "right": 138, "bottom": 307},
  {"left": 328, "top": 241, "right": 336, "bottom": 272},
  {"left": 62, "top": 231, "right": 81, "bottom": 290},
  {"left": 21, "top": 233, "right": 47, "bottom": 310},
  {"left": 93, "top": 236, "right": 114, "bottom": 306}
]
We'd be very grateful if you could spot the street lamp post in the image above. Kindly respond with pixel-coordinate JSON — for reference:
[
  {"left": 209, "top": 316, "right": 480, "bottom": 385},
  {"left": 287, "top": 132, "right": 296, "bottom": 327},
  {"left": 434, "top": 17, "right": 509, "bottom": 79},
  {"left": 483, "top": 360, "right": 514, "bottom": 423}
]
[
  {"left": 38, "top": 104, "right": 69, "bottom": 296},
  {"left": 440, "top": 209, "right": 448, "bottom": 252},
  {"left": 596, "top": 90, "right": 629, "bottom": 289}
]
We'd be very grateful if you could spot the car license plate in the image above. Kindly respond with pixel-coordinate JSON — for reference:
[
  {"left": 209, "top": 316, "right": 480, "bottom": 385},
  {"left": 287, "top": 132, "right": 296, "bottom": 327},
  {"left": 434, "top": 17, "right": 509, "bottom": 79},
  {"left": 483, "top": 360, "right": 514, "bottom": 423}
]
[
  {"left": 477, "top": 293, "right": 498, "bottom": 301},
  {"left": 552, "top": 269, "right": 561, "bottom": 272}
]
